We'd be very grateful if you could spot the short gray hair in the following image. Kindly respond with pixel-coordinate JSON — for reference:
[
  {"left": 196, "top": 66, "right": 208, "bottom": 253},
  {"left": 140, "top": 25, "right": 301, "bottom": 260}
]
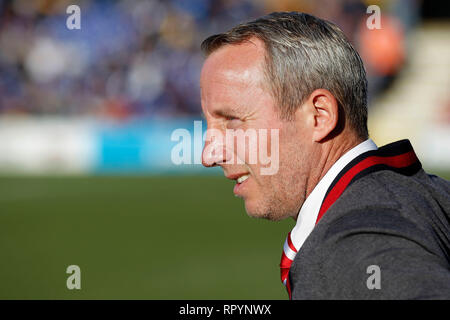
[{"left": 201, "top": 12, "right": 368, "bottom": 139}]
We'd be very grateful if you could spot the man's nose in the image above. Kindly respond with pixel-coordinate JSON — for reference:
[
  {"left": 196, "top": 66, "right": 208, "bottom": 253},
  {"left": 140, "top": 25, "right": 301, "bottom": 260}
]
[{"left": 202, "top": 138, "right": 226, "bottom": 167}]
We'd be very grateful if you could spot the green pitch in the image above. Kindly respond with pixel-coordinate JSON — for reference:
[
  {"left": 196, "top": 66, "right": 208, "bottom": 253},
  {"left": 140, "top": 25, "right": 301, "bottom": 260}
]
[
  {"left": 0, "top": 175, "right": 293, "bottom": 299},
  {"left": 1, "top": 172, "right": 447, "bottom": 299}
]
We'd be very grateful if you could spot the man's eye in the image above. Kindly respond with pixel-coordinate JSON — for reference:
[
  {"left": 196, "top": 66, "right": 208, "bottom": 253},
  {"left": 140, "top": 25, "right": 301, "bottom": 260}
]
[{"left": 225, "top": 117, "right": 241, "bottom": 128}]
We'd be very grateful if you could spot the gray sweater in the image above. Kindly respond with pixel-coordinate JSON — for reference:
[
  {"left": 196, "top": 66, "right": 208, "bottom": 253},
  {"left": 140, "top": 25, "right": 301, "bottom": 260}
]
[{"left": 290, "top": 154, "right": 450, "bottom": 299}]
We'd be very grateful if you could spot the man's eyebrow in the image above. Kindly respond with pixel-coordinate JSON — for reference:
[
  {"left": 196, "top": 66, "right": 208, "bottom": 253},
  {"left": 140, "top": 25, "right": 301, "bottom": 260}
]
[{"left": 212, "top": 107, "right": 243, "bottom": 119}]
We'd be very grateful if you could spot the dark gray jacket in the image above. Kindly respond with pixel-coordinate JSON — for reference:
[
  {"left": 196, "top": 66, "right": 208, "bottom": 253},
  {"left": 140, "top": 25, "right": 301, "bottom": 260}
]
[{"left": 289, "top": 141, "right": 450, "bottom": 299}]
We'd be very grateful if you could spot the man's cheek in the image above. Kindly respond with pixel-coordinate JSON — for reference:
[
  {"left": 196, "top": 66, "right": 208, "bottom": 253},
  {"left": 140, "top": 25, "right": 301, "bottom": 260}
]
[{"left": 259, "top": 128, "right": 279, "bottom": 176}]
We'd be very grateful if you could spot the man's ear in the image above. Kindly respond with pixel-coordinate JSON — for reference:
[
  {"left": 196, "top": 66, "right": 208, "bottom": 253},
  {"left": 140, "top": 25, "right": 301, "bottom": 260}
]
[{"left": 307, "top": 89, "right": 339, "bottom": 142}]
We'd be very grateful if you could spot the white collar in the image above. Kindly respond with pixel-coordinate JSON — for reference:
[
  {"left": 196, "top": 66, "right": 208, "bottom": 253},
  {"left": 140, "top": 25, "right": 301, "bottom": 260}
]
[{"left": 289, "top": 139, "right": 378, "bottom": 251}]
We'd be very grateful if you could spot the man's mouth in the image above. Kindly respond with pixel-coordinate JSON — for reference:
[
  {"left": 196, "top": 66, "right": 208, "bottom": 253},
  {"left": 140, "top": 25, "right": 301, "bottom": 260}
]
[
  {"left": 236, "top": 174, "right": 249, "bottom": 184},
  {"left": 233, "top": 173, "right": 250, "bottom": 196}
]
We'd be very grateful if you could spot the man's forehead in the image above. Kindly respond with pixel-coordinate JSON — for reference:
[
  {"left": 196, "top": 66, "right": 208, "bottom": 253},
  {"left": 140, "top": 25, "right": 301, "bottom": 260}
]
[{"left": 200, "top": 38, "right": 266, "bottom": 86}]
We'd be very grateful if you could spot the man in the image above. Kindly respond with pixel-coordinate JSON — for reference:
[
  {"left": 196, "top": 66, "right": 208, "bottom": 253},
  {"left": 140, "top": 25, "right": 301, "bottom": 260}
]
[{"left": 199, "top": 12, "right": 450, "bottom": 299}]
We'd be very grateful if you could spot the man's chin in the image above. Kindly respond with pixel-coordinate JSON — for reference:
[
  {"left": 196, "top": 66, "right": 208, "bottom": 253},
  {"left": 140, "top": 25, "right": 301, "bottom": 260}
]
[{"left": 244, "top": 199, "right": 284, "bottom": 221}]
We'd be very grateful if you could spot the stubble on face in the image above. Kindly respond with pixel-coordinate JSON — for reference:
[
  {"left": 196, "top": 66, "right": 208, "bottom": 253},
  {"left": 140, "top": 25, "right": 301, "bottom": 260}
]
[{"left": 250, "top": 125, "right": 312, "bottom": 221}]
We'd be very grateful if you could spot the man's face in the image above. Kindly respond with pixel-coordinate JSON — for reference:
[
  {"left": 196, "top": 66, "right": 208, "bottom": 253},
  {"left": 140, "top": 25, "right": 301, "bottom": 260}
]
[{"left": 200, "top": 38, "right": 314, "bottom": 221}]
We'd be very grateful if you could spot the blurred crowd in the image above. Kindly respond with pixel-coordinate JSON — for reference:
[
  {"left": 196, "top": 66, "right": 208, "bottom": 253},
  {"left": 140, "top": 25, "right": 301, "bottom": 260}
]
[{"left": 0, "top": 0, "right": 419, "bottom": 121}]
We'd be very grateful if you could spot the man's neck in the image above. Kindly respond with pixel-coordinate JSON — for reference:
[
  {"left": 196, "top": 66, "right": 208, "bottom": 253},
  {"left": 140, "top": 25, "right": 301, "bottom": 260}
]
[{"left": 304, "top": 134, "right": 364, "bottom": 207}]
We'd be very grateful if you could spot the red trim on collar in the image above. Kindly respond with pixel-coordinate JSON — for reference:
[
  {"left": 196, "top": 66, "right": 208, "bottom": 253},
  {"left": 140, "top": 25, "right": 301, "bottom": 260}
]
[{"left": 316, "top": 148, "right": 419, "bottom": 225}]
